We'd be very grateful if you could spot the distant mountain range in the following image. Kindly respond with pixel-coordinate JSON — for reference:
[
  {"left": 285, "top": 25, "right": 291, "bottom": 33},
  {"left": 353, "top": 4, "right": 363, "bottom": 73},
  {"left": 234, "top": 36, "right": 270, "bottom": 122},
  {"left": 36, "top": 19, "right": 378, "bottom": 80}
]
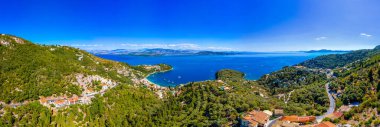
[
  {"left": 89, "top": 48, "right": 242, "bottom": 56},
  {"left": 303, "top": 49, "right": 350, "bottom": 53},
  {"left": 89, "top": 48, "right": 349, "bottom": 56}
]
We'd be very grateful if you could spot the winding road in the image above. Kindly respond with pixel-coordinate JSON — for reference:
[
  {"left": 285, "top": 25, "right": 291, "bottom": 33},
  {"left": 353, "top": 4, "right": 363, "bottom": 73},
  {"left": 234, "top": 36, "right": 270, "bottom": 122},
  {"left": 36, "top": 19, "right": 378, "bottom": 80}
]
[
  {"left": 266, "top": 82, "right": 336, "bottom": 127},
  {"left": 316, "top": 82, "right": 335, "bottom": 123}
]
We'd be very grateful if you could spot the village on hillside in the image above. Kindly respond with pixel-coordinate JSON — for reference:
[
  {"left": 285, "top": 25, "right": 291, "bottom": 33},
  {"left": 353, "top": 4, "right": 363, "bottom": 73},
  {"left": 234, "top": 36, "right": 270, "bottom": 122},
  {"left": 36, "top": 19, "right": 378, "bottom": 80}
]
[
  {"left": 240, "top": 104, "right": 355, "bottom": 127},
  {"left": 239, "top": 68, "right": 358, "bottom": 127},
  {"left": 0, "top": 64, "right": 169, "bottom": 114}
]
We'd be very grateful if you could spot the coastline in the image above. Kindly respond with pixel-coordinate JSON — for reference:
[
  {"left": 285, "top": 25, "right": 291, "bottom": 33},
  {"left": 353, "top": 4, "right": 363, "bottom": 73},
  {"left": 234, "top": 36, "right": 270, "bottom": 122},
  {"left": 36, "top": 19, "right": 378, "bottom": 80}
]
[{"left": 143, "top": 67, "right": 173, "bottom": 88}]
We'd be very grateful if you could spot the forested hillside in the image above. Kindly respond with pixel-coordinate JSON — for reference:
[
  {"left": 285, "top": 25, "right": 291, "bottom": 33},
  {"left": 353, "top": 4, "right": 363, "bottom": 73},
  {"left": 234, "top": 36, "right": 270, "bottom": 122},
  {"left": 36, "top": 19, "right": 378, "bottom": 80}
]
[
  {"left": 258, "top": 66, "right": 326, "bottom": 94},
  {"left": 1, "top": 34, "right": 369, "bottom": 126},
  {"left": 299, "top": 46, "right": 380, "bottom": 69},
  {"left": 0, "top": 34, "right": 170, "bottom": 103},
  {"left": 0, "top": 36, "right": 326, "bottom": 126},
  {"left": 257, "top": 66, "right": 330, "bottom": 116},
  {"left": 293, "top": 45, "right": 380, "bottom": 126},
  {"left": 328, "top": 53, "right": 380, "bottom": 126}
]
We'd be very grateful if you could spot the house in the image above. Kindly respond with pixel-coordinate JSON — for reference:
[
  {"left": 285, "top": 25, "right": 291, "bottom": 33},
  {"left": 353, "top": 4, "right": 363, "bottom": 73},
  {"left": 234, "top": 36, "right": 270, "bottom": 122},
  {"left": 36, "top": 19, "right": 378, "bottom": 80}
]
[
  {"left": 220, "top": 86, "right": 231, "bottom": 91},
  {"left": 280, "top": 115, "right": 316, "bottom": 124},
  {"left": 263, "top": 110, "right": 273, "bottom": 116},
  {"left": 241, "top": 118, "right": 258, "bottom": 127},
  {"left": 336, "top": 90, "right": 343, "bottom": 97},
  {"left": 39, "top": 97, "right": 47, "bottom": 104},
  {"left": 46, "top": 97, "right": 56, "bottom": 104},
  {"left": 101, "top": 84, "right": 108, "bottom": 90},
  {"left": 272, "top": 121, "right": 300, "bottom": 127},
  {"left": 241, "top": 110, "right": 270, "bottom": 127},
  {"left": 68, "top": 95, "right": 79, "bottom": 105},
  {"left": 54, "top": 100, "right": 67, "bottom": 107},
  {"left": 274, "top": 109, "right": 284, "bottom": 116},
  {"left": 294, "top": 66, "right": 306, "bottom": 69},
  {"left": 326, "top": 112, "right": 343, "bottom": 120},
  {"left": 338, "top": 105, "right": 350, "bottom": 112},
  {"left": 314, "top": 121, "right": 336, "bottom": 127}
]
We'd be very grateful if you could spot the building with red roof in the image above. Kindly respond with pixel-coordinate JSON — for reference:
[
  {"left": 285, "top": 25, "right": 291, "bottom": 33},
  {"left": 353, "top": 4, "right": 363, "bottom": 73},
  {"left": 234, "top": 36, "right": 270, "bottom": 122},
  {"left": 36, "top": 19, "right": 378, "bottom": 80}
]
[
  {"left": 280, "top": 115, "right": 316, "bottom": 124},
  {"left": 241, "top": 110, "right": 270, "bottom": 127},
  {"left": 315, "top": 121, "right": 336, "bottom": 127},
  {"left": 326, "top": 112, "right": 343, "bottom": 120}
]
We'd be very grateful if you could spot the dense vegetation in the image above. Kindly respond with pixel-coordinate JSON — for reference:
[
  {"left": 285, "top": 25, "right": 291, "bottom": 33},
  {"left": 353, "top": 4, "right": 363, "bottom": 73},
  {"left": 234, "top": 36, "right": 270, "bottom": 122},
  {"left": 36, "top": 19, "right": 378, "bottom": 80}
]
[
  {"left": 287, "top": 82, "right": 329, "bottom": 115},
  {"left": 328, "top": 53, "right": 380, "bottom": 126},
  {"left": 257, "top": 66, "right": 326, "bottom": 94},
  {"left": 330, "top": 54, "right": 380, "bottom": 104},
  {"left": 298, "top": 46, "right": 380, "bottom": 126},
  {"left": 0, "top": 35, "right": 167, "bottom": 103},
  {"left": 132, "top": 64, "right": 172, "bottom": 76},
  {"left": 216, "top": 69, "right": 245, "bottom": 82},
  {"left": 153, "top": 80, "right": 276, "bottom": 126},
  {"left": 299, "top": 46, "right": 380, "bottom": 69},
  {"left": 1, "top": 67, "right": 320, "bottom": 126},
  {"left": 0, "top": 34, "right": 356, "bottom": 126}
]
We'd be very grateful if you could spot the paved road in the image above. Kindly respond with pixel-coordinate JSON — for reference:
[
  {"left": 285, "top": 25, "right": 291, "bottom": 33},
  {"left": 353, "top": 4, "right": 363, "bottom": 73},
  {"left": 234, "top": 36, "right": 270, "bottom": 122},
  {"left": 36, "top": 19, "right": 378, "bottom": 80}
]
[
  {"left": 316, "top": 83, "right": 335, "bottom": 123},
  {"left": 266, "top": 117, "right": 281, "bottom": 127}
]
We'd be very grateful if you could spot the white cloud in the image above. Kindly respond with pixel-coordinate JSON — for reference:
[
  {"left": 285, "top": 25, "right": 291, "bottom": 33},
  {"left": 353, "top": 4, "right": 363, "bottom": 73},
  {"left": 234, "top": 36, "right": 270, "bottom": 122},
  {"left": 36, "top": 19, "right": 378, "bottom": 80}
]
[
  {"left": 360, "top": 33, "right": 372, "bottom": 38},
  {"left": 315, "top": 36, "right": 327, "bottom": 41}
]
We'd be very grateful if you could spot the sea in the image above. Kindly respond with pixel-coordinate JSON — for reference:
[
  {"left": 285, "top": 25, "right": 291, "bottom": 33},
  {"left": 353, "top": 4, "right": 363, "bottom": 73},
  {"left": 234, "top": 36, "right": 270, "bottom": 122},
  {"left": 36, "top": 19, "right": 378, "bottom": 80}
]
[{"left": 96, "top": 52, "right": 344, "bottom": 87}]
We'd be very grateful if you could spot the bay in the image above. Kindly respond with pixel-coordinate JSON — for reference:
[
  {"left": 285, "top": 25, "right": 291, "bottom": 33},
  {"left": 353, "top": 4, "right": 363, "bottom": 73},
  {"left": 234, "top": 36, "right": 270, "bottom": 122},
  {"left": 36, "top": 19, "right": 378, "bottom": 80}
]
[{"left": 97, "top": 52, "right": 343, "bottom": 87}]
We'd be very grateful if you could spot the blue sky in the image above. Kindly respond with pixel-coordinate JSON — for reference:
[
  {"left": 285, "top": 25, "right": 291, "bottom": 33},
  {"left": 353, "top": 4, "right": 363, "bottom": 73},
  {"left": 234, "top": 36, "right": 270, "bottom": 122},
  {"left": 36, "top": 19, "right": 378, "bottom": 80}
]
[{"left": 1, "top": 0, "right": 380, "bottom": 51}]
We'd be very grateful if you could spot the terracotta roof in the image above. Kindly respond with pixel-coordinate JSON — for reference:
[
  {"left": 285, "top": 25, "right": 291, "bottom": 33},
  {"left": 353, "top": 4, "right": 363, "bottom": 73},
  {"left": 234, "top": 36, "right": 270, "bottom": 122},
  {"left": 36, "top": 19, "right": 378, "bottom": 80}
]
[
  {"left": 315, "top": 121, "right": 336, "bottom": 127},
  {"left": 39, "top": 97, "right": 47, "bottom": 103},
  {"left": 252, "top": 111, "right": 270, "bottom": 124},
  {"left": 280, "top": 115, "right": 316, "bottom": 123},
  {"left": 326, "top": 112, "right": 343, "bottom": 120},
  {"left": 298, "top": 116, "right": 315, "bottom": 123},
  {"left": 244, "top": 110, "right": 270, "bottom": 125},
  {"left": 68, "top": 97, "right": 79, "bottom": 103},
  {"left": 55, "top": 100, "right": 65, "bottom": 105},
  {"left": 273, "top": 121, "right": 299, "bottom": 127},
  {"left": 280, "top": 115, "right": 298, "bottom": 121}
]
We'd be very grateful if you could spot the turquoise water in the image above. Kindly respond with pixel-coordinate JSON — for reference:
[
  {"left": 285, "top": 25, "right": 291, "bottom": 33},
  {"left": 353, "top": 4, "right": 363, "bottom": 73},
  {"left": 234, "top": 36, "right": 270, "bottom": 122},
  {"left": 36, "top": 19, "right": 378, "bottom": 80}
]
[{"left": 97, "top": 52, "right": 342, "bottom": 86}]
